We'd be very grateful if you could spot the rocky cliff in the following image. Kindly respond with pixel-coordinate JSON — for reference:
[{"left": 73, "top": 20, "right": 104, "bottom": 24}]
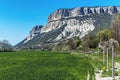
[
  {"left": 24, "top": 25, "right": 43, "bottom": 43},
  {"left": 48, "top": 6, "right": 119, "bottom": 22},
  {"left": 40, "top": 6, "right": 120, "bottom": 34},
  {"left": 15, "top": 6, "right": 120, "bottom": 49}
]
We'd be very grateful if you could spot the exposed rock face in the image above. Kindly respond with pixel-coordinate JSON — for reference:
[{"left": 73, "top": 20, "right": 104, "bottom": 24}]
[
  {"left": 72, "top": 7, "right": 84, "bottom": 16},
  {"left": 55, "top": 19, "right": 95, "bottom": 40},
  {"left": 108, "top": 6, "right": 118, "bottom": 14},
  {"left": 24, "top": 25, "right": 43, "bottom": 43},
  {"left": 41, "top": 18, "right": 95, "bottom": 41},
  {"left": 48, "top": 6, "right": 120, "bottom": 22},
  {"left": 16, "top": 6, "right": 120, "bottom": 48},
  {"left": 40, "top": 6, "right": 120, "bottom": 35},
  {"left": 30, "top": 25, "right": 43, "bottom": 34},
  {"left": 41, "top": 21, "right": 65, "bottom": 33}
]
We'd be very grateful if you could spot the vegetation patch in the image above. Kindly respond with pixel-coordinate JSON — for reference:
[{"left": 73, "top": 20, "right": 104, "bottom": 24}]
[{"left": 0, "top": 51, "right": 95, "bottom": 80}]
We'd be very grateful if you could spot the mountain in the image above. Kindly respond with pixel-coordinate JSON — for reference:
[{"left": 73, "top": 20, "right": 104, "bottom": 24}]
[
  {"left": 0, "top": 40, "right": 13, "bottom": 51},
  {"left": 23, "top": 25, "right": 43, "bottom": 44},
  {"left": 15, "top": 6, "right": 120, "bottom": 49}
]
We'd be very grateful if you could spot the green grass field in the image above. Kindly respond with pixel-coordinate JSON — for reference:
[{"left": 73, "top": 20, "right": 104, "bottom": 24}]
[{"left": 0, "top": 51, "right": 95, "bottom": 80}]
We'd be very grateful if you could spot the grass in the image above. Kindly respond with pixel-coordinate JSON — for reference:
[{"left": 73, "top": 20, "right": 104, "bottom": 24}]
[
  {"left": 0, "top": 51, "right": 95, "bottom": 80},
  {"left": 89, "top": 52, "right": 120, "bottom": 77}
]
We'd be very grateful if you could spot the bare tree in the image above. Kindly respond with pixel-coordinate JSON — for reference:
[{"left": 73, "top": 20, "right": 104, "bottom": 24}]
[{"left": 112, "top": 15, "right": 120, "bottom": 44}]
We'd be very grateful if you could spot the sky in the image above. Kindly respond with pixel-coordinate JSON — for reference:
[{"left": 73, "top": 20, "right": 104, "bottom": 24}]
[{"left": 0, "top": 0, "right": 120, "bottom": 45}]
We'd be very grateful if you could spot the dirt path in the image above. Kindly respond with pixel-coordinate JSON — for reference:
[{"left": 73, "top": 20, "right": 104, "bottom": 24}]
[
  {"left": 95, "top": 70, "right": 112, "bottom": 80},
  {"left": 87, "top": 72, "right": 90, "bottom": 80},
  {"left": 95, "top": 62, "right": 120, "bottom": 80}
]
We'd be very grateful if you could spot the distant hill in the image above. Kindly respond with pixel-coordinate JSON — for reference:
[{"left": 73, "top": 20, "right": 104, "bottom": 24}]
[{"left": 0, "top": 40, "right": 13, "bottom": 51}]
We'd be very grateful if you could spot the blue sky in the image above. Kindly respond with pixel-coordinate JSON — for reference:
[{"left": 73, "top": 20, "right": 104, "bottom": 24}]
[{"left": 0, "top": 0, "right": 120, "bottom": 45}]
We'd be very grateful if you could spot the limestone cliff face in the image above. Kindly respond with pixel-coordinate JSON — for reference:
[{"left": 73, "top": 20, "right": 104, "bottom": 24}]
[
  {"left": 39, "top": 6, "right": 119, "bottom": 34},
  {"left": 19, "top": 6, "right": 120, "bottom": 46},
  {"left": 24, "top": 25, "right": 43, "bottom": 43},
  {"left": 40, "top": 18, "right": 95, "bottom": 41},
  {"left": 48, "top": 6, "right": 119, "bottom": 22},
  {"left": 30, "top": 25, "right": 43, "bottom": 34}
]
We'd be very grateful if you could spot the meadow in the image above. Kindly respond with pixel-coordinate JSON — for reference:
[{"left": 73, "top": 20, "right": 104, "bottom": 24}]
[{"left": 0, "top": 51, "right": 95, "bottom": 80}]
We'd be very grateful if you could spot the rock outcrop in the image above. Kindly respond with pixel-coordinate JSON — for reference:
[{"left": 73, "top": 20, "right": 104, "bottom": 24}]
[
  {"left": 16, "top": 6, "right": 120, "bottom": 48},
  {"left": 48, "top": 6, "right": 120, "bottom": 22},
  {"left": 30, "top": 25, "right": 43, "bottom": 34},
  {"left": 24, "top": 25, "right": 43, "bottom": 43}
]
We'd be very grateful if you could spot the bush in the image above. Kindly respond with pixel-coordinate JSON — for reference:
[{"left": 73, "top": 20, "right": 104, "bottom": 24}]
[
  {"left": 102, "top": 66, "right": 107, "bottom": 72},
  {"left": 115, "top": 46, "right": 120, "bottom": 54}
]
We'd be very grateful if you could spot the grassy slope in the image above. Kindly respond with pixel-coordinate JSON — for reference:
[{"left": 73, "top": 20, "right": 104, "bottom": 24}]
[{"left": 0, "top": 51, "right": 94, "bottom": 80}]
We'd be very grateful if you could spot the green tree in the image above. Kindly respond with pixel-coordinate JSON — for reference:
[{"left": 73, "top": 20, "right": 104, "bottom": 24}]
[
  {"left": 74, "top": 37, "right": 82, "bottom": 48},
  {"left": 96, "top": 29, "right": 113, "bottom": 42},
  {"left": 112, "top": 15, "right": 120, "bottom": 44},
  {"left": 65, "top": 39, "right": 75, "bottom": 50},
  {"left": 96, "top": 30, "right": 113, "bottom": 65},
  {"left": 88, "top": 35, "right": 99, "bottom": 48}
]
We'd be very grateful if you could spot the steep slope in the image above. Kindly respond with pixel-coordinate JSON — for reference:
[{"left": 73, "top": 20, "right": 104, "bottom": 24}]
[{"left": 15, "top": 6, "right": 120, "bottom": 49}]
